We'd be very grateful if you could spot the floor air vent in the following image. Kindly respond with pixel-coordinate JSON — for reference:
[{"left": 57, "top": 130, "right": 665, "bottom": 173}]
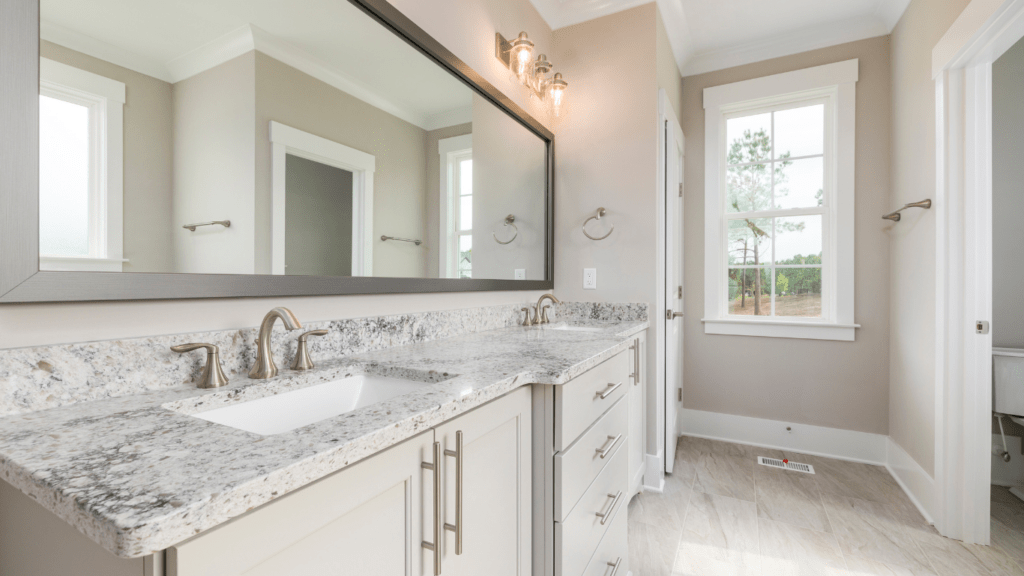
[{"left": 758, "top": 456, "right": 815, "bottom": 474}]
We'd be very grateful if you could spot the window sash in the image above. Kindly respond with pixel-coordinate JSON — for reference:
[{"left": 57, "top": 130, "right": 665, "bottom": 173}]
[{"left": 721, "top": 98, "right": 833, "bottom": 321}]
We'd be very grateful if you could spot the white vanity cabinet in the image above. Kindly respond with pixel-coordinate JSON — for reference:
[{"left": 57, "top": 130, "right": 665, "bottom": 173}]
[
  {"left": 628, "top": 332, "right": 647, "bottom": 497},
  {"left": 168, "top": 386, "right": 532, "bottom": 576}
]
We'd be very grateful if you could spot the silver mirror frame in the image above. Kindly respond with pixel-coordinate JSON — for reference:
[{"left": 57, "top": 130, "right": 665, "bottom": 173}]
[{"left": 0, "top": 0, "right": 554, "bottom": 303}]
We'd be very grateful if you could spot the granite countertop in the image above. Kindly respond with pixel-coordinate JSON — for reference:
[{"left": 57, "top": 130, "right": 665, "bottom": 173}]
[{"left": 0, "top": 319, "right": 647, "bottom": 558}]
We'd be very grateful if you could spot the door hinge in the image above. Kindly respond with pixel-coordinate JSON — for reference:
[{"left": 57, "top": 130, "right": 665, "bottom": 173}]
[
  {"left": 678, "top": 183, "right": 683, "bottom": 197},
  {"left": 677, "top": 388, "right": 682, "bottom": 402},
  {"left": 977, "top": 320, "right": 990, "bottom": 334},
  {"left": 677, "top": 286, "right": 682, "bottom": 299}
]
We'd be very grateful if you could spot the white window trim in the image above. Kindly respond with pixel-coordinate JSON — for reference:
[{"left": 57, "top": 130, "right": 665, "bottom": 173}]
[
  {"left": 438, "top": 134, "right": 472, "bottom": 278},
  {"left": 269, "top": 121, "right": 375, "bottom": 276},
  {"left": 39, "top": 58, "right": 125, "bottom": 272},
  {"left": 702, "top": 59, "right": 859, "bottom": 341}
]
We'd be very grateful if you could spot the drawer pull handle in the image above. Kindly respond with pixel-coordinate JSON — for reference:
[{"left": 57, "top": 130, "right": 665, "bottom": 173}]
[
  {"left": 443, "top": 430, "right": 463, "bottom": 555},
  {"left": 421, "top": 442, "right": 443, "bottom": 575},
  {"left": 595, "top": 434, "right": 623, "bottom": 459},
  {"left": 596, "top": 382, "right": 623, "bottom": 400},
  {"left": 607, "top": 558, "right": 623, "bottom": 576},
  {"left": 596, "top": 491, "right": 623, "bottom": 525}
]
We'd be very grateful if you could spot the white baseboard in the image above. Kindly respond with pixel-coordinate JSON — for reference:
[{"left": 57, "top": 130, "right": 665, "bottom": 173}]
[
  {"left": 885, "top": 437, "right": 938, "bottom": 526},
  {"left": 643, "top": 451, "right": 665, "bottom": 493},
  {"left": 679, "top": 408, "right": 887, "bottom": 464}
]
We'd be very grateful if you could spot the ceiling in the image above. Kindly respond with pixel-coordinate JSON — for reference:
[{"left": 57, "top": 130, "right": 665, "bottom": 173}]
[
  {"left": 41, "top": 0, "right": 473, "bottom": 130},
  {"left": 529, "top": 0, "right": 912, "bottom": 76}
]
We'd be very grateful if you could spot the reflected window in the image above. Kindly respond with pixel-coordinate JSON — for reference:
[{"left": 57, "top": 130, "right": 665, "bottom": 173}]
[
  {"left": 439, "top": 134, "right": 473, "bottom": 278},
  {"left": 38, "top": 59, "right": 125, "bottom": 272}
]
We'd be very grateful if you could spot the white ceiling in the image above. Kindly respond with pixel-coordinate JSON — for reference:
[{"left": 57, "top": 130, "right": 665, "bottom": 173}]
[
  {"left": 41, "top": 0, "right": 473, "bottom": 130},
  {"left": 529, "top": 0, "right": 912, "bottom": 76}
]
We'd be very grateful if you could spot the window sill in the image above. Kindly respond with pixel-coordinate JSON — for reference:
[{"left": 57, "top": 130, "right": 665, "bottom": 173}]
[
  {"left": 702, "top": 318, "right": 859, "bottom": 341},
  {"left": 40, "top": 256, "right": 128, "bottom": 272}
]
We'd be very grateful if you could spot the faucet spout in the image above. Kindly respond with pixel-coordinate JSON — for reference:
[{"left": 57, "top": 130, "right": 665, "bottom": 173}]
[
  {"left": 249, "top": 307, "right": 303, "bottom": 379},
  {"left": 535, "top": 293, "right": 561, "bottom": 324}
]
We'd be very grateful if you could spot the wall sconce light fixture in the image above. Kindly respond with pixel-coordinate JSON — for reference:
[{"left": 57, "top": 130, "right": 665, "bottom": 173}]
[{"left": 495, "top": 31, "right": 568, "bottom": 115}]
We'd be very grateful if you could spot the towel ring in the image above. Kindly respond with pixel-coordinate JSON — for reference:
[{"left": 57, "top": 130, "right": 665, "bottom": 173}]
[
  {"left": 583, "top": 208, "right": 614, "bottom": 241},
  {"left": 493, "top": 214, "right": 519, "bottom": 245}
]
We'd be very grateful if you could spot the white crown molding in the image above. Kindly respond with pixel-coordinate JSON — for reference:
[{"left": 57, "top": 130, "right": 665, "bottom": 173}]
[
  {"left": 423, "top": 105, "right": 473, "bottom": 131},
  {"left": 163, "top": 25, "right": 255, "bottom": 84},
  {"left": 682, "top": 15, "right": 887, "bottom": 76},
  {"left": 656, "top": 0, "right": 694, "bottom": 78},
  {"left": 40, "top": 21, "right": 174, "bottom": 83},
  {"left": 875, "top": 0, "right": 913, "bottom": 31},
  {"left": 529, "top": 0, "right": 651, "bottom": 30}
]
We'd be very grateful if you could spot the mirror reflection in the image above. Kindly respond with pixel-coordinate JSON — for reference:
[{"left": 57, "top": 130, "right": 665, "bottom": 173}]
[{"left": 38, "top": 0, "right": 548, "bottom": 280}]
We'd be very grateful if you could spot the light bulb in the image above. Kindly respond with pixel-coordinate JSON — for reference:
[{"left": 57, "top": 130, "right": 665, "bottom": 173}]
[
  {"left": 548, "top": 73, "right": 568, "bottom": 116},
  {"left": 508, "top": 32, "right": 534, "bottom": 80}
]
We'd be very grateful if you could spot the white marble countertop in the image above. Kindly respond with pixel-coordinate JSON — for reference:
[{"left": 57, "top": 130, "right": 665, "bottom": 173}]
[{"left": 0, "top": 319, "right": 647, "bottom": 558}]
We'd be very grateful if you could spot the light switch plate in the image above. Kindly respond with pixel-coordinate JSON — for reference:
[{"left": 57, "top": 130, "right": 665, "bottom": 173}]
[
  {"left": 514, "top": 269, "right": 526, "bottom": 280},
  {"left": 583, "top": 268, "right": 597, "bottom": 290}
]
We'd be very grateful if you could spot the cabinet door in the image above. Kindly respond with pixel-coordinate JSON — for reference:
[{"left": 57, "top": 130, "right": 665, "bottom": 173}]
[
  {"left": 435, "top": 386, "right": 532, "bottom": 576},
  {"left": 168, "top": 430, "right": 434, "bottom": 576},
  {"left": 628, "top": 333, "right": 647, "bottom": 495}
]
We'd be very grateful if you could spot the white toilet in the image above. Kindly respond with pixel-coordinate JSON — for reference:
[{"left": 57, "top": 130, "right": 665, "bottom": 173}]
[{"left": 994, "top": 347, "right": 1024, "bottom": 500}]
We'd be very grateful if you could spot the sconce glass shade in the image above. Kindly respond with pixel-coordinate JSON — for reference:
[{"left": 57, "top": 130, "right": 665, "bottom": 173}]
[
  {"left": 509, "top": 32, "right": 535, "bottom": 80},
  {"left": 549, "top": 72, "right": 568, "bottom": 116}
]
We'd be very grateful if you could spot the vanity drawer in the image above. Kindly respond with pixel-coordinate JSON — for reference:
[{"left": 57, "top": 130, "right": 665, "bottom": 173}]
[
  {"left": 555, "top": 351, "right": 629, "bottom": 451},
  {"left": 554, "top": 396, "right": 627, "bottom": 522},
  {"left": 581, "top": 493, "right": 629, "bottom": 576},
  {"left": 555, "top": 439, "right": 627, "bottom": 576}
]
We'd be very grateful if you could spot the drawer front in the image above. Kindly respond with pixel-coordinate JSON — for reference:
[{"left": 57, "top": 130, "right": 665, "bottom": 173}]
[
  {"left": 555, "top": 441, "right": 628, "bottom": 576},
  {"left": 581, "top": 495, "right": 629, "bottom": 576},
  {"left": 554, "top": 396, "right": 627, "bottom": 522},
  {"left": 555, "top": 351, "right": 629, "bottom": 451}
]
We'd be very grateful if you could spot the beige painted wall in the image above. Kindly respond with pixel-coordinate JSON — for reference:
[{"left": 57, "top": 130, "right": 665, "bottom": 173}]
[
  {"left": 172, "top": 52, "right": 257, "bottom": 275},
  {"left": 40, "top": 41, "right": 175, "bottom": 274},
  {"left": 472, "top": 93, "right": 548, "bottom": 280},
  {"left": 0, "top": 0, "right": 552, "bottom": 350},
  {"left": 681, "top": 36, "right": 893, "bottom": 434},
  {"left": 425, "top": 123, "right": 473, "bottom": 278},
  {"left": 992, "top": 36, "right": 1024, "bottom": 350},
  {"left": 656, "top": 9, "right": 683, "bottom": 120},
  {"left": 552, "top": 3, "right": 662, "bottom": 453},
  {"left": 889, "top": 0, "right": 971, "bottom": 475},
  {"left": 253, "top": 52, "right": 429, "bottom": 278}
]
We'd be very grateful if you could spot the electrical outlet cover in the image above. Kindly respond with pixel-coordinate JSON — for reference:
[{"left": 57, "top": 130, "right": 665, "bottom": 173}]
[
  {"left": 583, "top": 268, "right": 597, "bottom": 290},
  {"left": 514, "top": 269, "right": 526, "bottom": 280}
]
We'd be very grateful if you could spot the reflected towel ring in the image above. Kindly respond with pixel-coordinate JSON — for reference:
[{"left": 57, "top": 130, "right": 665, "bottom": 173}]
[
  {"left": 493, "top": 214, "right": 519, "bottom": 245},
  {"left": 583, "top": 208, "right": 613, "bottom": 241}
]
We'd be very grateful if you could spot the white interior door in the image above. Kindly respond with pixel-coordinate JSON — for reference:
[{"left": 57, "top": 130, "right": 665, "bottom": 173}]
[{"left": 664, "top": 103, "right": 684, "bottom": 474}]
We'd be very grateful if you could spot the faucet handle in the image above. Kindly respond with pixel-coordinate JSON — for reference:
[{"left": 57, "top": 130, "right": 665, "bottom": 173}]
[
  {"left": 171, "top": 343, "right": 230, "bottom": 389},
  {"left": 291, "top": 329, "right": 329, "bottom": 371},
  {"left": 521, "top": 307, "right": 535, "bottom": 327},
  {"left": 540, "top": 304, "right": 553, "bottom": 324}
]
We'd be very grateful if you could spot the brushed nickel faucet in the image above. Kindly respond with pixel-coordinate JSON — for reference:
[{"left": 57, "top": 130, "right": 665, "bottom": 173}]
[
  {"left": 291, "top": 329, "right": 329, "bottom": 371},
  {"left": 249, "top": 307, "right": 303, "bottom": 379},
  {"left": 534, "top": 293, "right": 561, "bottom": 324}
]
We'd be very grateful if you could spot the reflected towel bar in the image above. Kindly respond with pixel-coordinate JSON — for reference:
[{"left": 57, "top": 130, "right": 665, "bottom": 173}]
[
  {"left": 882, "top": 200, "right": 931, "bottom": 222},
  {"left": 183, "top": 220, "right": 231, "bottom": 231},
  {"left": 381, "top": 235, "right": 422, "bottom": 246}
]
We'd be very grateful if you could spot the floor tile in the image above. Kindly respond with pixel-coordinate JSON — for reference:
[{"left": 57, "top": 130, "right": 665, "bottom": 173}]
[
  {"left": 784, "top": 453, "right": 896, "bottom": 505},
  {"left": 755, "top": 465, "right": 832, "bottom": 534},
  {"left": 674, "top": 491, "right": 760, "bottom": 575},
  {"left": 632, "top": 475, "right": 694, "bottom": 533},
  {"left": 909, "top": 524, "right": 1024, "bottom": 576},
  {"left": 693, "top": 452, "right": 757, "bottom": 502},
  {"left": 630, "top": 508, "right": 679, "bottom": 576},
  {"left": 758, "top": 518, "right": 848, "bottom": 576},
  {"left": 820, "top": 492, "right": 937, "bottom": 575},
  {"left": 843, "top": 555, "right": 934, "bottom": 576}
]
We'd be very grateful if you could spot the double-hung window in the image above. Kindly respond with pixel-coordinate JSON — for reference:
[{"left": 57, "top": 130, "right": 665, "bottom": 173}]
[
  {"left": 703, "top": 60, "right": 859, "bottom": 341},
  {"left": 38, "top": 58, "right": 125, "bottom": 272},
  {"left": 438, "top": 134, "right": 473, "bottom": 278}
]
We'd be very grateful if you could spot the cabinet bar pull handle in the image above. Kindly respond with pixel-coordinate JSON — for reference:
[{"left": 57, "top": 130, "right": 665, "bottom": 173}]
[
  {"left": 444, "top": 430, "right": 464, "bottom": 555},
  {"left": 597, "top": 382, "right": 622, "bottom": 399},
  {"left": 608, "top": 558, "right": 623, "bottom": 576},
  {"left": 633, "top": 340, "right": 640, "bottom": 385},
  {"left": 421, "top": 441, "right": 443, "bottom": 575},
  {"left": 596, "top": 434, "right": 622, "bottom": 459},
  {"left": 596, "top": 491, "right": 623, "bottom": 525}
]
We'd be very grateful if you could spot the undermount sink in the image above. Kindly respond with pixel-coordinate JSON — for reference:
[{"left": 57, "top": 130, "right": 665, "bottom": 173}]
[
  {"left": 538, "top": 323, "right": 604, "bottom": 333},
  {"left": 193, "top": 374, "right": 428, "bottom": 435}
]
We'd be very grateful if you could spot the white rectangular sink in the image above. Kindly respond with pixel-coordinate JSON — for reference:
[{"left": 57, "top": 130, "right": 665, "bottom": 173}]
[{"left": 193, "top": 375, "right": 427, "bottom": 435}]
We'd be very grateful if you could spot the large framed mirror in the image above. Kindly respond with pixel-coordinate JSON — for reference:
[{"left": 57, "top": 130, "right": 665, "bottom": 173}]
[{"left": 0, "top": 0, "right": 553, "bottom": 302}]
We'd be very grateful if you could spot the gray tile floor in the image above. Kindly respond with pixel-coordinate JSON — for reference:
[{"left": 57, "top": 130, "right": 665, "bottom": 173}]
[{"left": 628, "top": 436, "right": 1024, "bottom": 575}]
